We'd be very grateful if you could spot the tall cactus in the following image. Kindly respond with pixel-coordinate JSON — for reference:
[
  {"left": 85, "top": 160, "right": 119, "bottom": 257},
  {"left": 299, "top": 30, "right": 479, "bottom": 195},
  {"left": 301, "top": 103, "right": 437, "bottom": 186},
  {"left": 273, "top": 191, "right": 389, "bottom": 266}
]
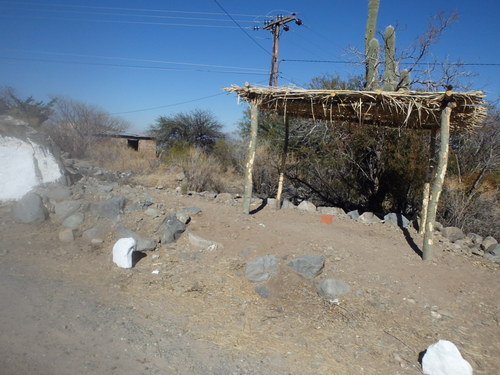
[
  {"left": 365, "top": 0, "right": 380, "bottom": 53},
  {"left": 365, "top": 0, "right": 380, "bottom": 88},
  {"left": 366, "top": 38, "right": 380, "bottom": 90},
  {"left": 382, "top": 25, "right": 397, "bottom": 90},
  {"left": 364, "top": 2, "right": 411, "bottom": 91}
]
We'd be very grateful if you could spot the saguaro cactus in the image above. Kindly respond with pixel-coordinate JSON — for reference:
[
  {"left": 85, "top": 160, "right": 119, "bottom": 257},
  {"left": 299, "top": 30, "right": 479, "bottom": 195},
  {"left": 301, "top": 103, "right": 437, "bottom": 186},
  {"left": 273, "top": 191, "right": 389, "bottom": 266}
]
[
  {"left": 365, "top": 0, "right": 380, "bottom": 88},
  {"left": 382, "top": 25, "right": 397, "bottom": 91},
  {"left": 365, "top": 0, "right": 380, "bottom": 53},
  {"left": 366, "top": 38, "right": 380, "bottom": 89}
]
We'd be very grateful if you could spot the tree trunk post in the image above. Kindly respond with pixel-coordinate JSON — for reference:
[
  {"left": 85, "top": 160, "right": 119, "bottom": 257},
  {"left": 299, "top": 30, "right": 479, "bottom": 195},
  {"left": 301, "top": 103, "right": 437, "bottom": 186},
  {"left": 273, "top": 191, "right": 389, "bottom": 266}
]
[
  {"left": 275, "top": 114, "right": 289, "bottom": 209},
  {"left": 242, "top": 102, "right": 259, "bottom": 214},
  {"left": 422, "top": 104, "right": 453, "bottom": 260},
  {"left": 419, "top": 127, "right": 438, "bottom": 234}
]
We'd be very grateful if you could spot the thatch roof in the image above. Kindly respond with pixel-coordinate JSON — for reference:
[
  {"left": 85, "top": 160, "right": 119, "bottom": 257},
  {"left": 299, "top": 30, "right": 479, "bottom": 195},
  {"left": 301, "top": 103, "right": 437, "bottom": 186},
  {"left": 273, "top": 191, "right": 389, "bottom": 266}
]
[{"left": 225, "top": 85, "right": 487, "bottom": 131}]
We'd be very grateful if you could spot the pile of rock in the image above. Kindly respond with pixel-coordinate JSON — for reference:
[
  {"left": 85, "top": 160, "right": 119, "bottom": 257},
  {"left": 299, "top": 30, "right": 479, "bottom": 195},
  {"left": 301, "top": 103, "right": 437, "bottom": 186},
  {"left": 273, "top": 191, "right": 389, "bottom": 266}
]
[{"left": 244, "top": 253, "right": 350, "bottom": 302}]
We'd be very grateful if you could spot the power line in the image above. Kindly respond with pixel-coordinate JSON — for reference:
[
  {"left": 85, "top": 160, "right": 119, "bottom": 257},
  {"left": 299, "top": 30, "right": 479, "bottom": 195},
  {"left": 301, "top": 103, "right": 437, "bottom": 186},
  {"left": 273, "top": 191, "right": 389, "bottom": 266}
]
[
  {"left": 281, "top": 59, "right": 500, "bottom": 67},
  {"left": 0, "top": 56, "right": 268, "bottom": 75},
  {"left": 0, "top": 1, "right": 263, "bottom": 18},
  {"left": 1, "top": 6, "right": 257, "bottom": 24},
  {"left": 213, "top": 0, "right": 270, "bottom": 56},
  {"left": 0, "top": 14, "right": 253, "bottom": 29},
  {"left": 110, "top": 93, "right": 227, "bottom": 115},
  {"left": 6, "top": 50, "right": 267, "bottom": 72}
]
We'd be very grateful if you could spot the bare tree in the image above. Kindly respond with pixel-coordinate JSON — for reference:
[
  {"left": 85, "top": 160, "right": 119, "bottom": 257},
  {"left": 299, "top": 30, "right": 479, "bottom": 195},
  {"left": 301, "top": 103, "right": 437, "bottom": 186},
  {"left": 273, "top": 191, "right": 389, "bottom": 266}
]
[{"left": 44, "top": 96, "right": 129, "bottom": 158}]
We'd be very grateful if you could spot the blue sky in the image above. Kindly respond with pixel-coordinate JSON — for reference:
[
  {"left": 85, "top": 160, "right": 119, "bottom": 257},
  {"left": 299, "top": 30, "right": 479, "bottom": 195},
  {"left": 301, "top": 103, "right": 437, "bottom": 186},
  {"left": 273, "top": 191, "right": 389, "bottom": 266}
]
[{"left": 1, "top": 0, "right": 499, "bottom": 134}]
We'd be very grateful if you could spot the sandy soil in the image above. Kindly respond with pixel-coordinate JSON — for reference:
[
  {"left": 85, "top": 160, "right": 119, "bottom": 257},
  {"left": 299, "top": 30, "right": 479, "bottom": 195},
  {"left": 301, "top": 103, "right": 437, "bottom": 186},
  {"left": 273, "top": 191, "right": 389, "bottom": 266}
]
[{"left": 0, "top": 185, "right": 498, "bottom": 375}]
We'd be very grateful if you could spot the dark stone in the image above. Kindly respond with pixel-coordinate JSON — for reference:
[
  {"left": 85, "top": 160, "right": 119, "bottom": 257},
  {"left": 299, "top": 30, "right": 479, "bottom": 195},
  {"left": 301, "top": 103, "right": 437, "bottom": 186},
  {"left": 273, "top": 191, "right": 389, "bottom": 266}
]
[
  {"left": 12, "top": 192, "right": 48, "bottom": 223},
  {"left": 158, "top": 214, "right": 186, "bottom": 244},
  {"left": 287, "top": 255, "right": 325, "bottom": 279},
  {"left": 245, "top": 255, "right": 278, "bottom": 282}
]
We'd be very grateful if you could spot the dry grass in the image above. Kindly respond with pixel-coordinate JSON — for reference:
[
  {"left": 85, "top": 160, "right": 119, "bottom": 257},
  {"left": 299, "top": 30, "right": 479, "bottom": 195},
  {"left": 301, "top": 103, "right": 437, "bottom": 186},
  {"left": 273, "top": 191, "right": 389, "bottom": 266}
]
[{"left": 88, "top": 140, "right": 158, "bottom": 173}]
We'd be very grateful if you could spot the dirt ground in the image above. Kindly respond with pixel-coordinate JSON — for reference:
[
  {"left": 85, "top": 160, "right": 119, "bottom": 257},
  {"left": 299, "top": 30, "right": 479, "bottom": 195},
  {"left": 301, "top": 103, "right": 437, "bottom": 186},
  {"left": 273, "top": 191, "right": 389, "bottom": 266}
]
[{"left": 0, "top": 184, "right": 499, "bottom": 374}]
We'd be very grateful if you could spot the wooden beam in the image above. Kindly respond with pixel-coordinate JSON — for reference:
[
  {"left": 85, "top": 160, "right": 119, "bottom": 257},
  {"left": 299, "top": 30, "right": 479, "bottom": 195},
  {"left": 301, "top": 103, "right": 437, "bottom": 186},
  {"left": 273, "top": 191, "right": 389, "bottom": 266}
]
[
  {"left": 242, "top": 102, "right": 259, "bottom": 214},
  {"left": 422, "top": 103, "right": 454, "bottom": 260},
  {"left": 275, "top": 114, "right": 289, "bottom": 209},
  {"left": 419, "top": 127, "right": 438, "bottom": 234}
]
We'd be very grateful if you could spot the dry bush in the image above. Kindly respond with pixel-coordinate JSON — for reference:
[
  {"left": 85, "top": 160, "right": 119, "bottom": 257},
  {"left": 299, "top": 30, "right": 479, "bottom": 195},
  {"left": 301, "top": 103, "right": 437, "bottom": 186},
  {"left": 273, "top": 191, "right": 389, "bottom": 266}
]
[
  {"left": 88, "top": 140, "right": 158, "bottom": 174},
  {"left": 181, "top": 148, "right": 228, "bottom": 193},
  {"left": 438, "top": 177, "right": 500, "bottom": 238},
  {"left": 251, "top": 141, "right": 280, "bottom": 198}
]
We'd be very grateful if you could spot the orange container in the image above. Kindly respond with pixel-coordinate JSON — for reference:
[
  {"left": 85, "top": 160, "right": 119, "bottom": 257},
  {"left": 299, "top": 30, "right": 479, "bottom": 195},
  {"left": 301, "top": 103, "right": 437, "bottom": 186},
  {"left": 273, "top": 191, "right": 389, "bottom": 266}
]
[{"left": 320, "top": 214, "right": 333, "bottom": 224}]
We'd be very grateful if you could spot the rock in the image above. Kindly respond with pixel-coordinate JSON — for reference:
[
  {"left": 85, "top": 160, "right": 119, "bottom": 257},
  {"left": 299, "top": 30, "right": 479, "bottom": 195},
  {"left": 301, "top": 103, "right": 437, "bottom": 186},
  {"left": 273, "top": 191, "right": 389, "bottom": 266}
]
[
  {"left": 0, "top": 116, "right": 66, "bottom": 201},
  {"left": 359, "top": 212, "right": 382, "bottom": 223},
  {"left": 433, "top": 221, "right": 443, "bottom": 232},
  {"left": 158, "top": 214, "right": 186, "bottom": 244},
  {"left": 255, "top": 285, "right": 271, "bottom": 298},
  {"left": 116, "top": 226, "right": 158, "bottom": 252},
  {"left": 347, "top": 210, "right": 359, "bottom": 220},
  {"left": 486, "top": 243, "right": 500, "bottom": 256},
  {"left": 421, "top": 340, "right": 472, "bottom": 375},
  {"left": 112, "top": 237, "right": 137, "bottom": 269},
  {"left": 384, "top": 213, "right": 410, "bottom": 228},
  {"left": 90, "top": 196, "right": 126, "bottom": 219},
  {"left": 180, "top": 207, "right": 202, "bottom": 215},
  {"left": 281, "top": 199, "right": 295, "bottom": 209},
  {"left": 62, "top": 212, "right": 84, "bottom": 229},
  {"left": 481, "top": 236, "right": 497, "bottom": 250},
  {"left": 40, "top": 184, "right": 71, "bottom": 201},
  {"left": 245, "top": 255, "right": 278, "bottom": 282},
  {"left": 317, "top": 279, "right": 350, "bottom": 300},
  {"left": 58, "top": 228, "right": 75, "bottom": 242},
  {"left": 287, "top": 255, "right": 325, "bottom": 279},
  {"left": 441, "top": 227, "right": 465, "bottom": 243},
  {"left": 188, "top": 232, "right": 221, "bottom": 250},
  {"left": 176, "top": 211, "right": 191, "bottom": 224},
  {"left": 471, "top": 246, "right": 484, "bottom": 256},
  {"left": 466, "top": 233, "right": 483, "bottom": 245},
  {"left": 12, "top": 192, "right": 48, "bottom": 223},
  {"left": 297, "top": 200, "right": 316, "bottom": 212},
  {"left": 54, "top": 200, "right": 81, "bottom": 220}
]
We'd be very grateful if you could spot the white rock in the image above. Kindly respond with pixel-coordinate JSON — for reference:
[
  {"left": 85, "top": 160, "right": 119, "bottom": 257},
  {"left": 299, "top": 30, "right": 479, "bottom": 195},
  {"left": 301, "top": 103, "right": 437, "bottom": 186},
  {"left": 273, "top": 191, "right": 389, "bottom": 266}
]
[
  {"left": 112, "top": 237, "right": 137, "bottom": 269},
  {"left": 422, "top": 340, "right": 473, "bottom": 375}
]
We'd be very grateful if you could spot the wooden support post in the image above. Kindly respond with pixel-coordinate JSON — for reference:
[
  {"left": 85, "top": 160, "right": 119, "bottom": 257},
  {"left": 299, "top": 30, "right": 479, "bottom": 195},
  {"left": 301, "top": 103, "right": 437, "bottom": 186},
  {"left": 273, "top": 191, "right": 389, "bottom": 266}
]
[
  {"left": 275, "top": 114, "right": 289, "bottom": 209},
  {"left": 422, "top": 105, "right": 453, "bottom": 260},
  {"left": 242, "top": 102, "right": 259, "bottom": 214},
  {"left": 419, "top": 127, "right": 438, "bottom": 234}
]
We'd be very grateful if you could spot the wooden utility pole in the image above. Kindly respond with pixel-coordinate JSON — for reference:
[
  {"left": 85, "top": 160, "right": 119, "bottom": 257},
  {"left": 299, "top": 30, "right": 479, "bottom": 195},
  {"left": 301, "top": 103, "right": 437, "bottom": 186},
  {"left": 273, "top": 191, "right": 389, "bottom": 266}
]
[{"left": 257, "top": 13, "right": 302, "bottom": 87}]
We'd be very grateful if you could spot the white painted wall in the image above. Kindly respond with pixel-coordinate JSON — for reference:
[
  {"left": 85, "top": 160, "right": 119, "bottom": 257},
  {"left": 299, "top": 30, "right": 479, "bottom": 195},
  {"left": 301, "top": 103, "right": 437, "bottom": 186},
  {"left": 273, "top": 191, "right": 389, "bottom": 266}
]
[{"left": 0, "top": 136, "right": 63, "bottom": 201}]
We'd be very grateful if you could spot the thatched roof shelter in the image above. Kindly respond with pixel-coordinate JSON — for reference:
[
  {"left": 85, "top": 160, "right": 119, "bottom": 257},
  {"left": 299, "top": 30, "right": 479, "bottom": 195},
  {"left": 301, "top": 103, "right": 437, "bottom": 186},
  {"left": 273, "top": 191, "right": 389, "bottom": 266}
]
[{"left": 225, "top": 85, "right": 486, "bottom": 131}]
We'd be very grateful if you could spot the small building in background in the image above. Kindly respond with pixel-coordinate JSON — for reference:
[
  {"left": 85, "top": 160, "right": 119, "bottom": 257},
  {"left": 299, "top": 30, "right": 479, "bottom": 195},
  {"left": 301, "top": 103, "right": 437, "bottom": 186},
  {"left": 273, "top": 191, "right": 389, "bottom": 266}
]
[{"left": 94, "top": 131, "right": 157, "bottom": 157}]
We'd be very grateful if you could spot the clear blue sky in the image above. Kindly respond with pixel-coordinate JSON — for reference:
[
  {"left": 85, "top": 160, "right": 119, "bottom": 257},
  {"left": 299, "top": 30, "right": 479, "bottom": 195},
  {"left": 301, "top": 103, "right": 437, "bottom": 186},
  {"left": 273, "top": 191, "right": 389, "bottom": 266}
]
[{"left": 1, "top": 0, "right": 499, "bottom": 134}]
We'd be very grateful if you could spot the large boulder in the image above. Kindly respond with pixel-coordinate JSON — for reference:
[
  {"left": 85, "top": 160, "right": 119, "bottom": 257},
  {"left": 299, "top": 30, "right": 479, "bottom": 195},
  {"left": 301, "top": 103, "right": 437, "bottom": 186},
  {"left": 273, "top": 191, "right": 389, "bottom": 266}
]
[
  {"left": 12, "top": 192, "right": 48, "bottom": 223},
  {"left": 441, "top": 227, "right": 465, "bottom": 243},
  {"left": 0, "top": 116, "right": 65, "bottom": 201},
  {"left": 158, "top": 213, "right": 186, "bottom": 244}
]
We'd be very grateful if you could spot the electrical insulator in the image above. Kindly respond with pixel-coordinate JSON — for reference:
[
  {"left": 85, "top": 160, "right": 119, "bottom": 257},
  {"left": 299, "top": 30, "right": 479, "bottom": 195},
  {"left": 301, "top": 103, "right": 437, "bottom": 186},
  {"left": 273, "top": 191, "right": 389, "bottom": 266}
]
[
  {"left": 283, "top": 25, "right": 290, "bottom": 31},
  {"left": 295, "top": 18, "right": 302, "bottom": 26}
]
